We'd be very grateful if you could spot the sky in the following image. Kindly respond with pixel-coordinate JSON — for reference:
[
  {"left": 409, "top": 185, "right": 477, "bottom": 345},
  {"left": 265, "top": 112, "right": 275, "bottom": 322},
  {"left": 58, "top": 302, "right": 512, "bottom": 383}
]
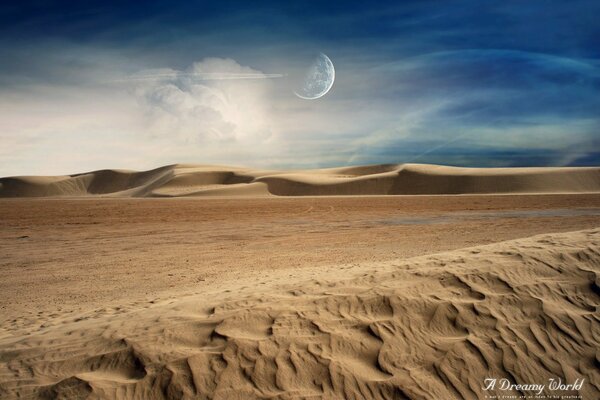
[{"left": 0, "top": 0, "right": 599, "bottom": 176}]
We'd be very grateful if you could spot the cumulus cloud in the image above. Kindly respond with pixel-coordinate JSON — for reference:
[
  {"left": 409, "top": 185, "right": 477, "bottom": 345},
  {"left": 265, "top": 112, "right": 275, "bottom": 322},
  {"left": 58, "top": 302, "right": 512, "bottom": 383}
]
[{"left": 132, "top": 58, "right": 276, "bottom": 143}]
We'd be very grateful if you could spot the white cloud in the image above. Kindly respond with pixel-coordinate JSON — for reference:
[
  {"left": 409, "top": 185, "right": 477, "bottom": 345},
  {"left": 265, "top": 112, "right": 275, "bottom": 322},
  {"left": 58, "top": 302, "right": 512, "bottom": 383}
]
[{"left": 133, "top": 58, "right": 274, "bottom": 144}]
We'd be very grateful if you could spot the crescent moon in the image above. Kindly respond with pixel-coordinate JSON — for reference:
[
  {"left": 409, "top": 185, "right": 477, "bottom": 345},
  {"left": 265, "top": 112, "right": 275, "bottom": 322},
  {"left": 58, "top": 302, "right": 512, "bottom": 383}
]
[{"left": 294, "top": 53, "right": 335, "bottom": 100}]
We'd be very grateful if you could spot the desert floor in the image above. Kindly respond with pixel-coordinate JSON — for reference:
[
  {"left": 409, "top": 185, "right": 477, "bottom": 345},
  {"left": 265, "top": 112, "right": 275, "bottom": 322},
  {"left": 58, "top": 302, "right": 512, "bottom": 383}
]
[
  {"left": 2, "top": 194, "right": 600, "bottom": 328},
  {"left": 1, "top": 194, "right": 599, "bottom": 399}
]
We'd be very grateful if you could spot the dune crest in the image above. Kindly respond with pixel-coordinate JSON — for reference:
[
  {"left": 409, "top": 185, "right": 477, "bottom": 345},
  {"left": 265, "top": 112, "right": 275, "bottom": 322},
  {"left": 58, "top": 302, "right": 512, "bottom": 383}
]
[
  {"left": 1, "top": 228, "right": 599, "bottom": 399},
  {"left": 1, "top": 163, "right": 599, "bottom": 197}
]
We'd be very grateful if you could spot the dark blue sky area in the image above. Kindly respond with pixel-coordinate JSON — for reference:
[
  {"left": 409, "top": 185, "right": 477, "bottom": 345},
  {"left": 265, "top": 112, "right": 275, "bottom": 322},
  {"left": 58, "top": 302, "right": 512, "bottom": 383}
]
[
  {"left": 3, "top": 1, "right": 598, "bottom": 49},
  {"left": 2, "top": 1, "right": 598, "bottom": 56}
]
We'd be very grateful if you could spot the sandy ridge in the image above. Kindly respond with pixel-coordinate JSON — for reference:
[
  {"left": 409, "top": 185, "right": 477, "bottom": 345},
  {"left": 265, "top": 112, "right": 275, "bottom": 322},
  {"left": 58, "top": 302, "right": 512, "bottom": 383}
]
[{"left": 1, "top": 163, "right": 599, "bottom": 197}]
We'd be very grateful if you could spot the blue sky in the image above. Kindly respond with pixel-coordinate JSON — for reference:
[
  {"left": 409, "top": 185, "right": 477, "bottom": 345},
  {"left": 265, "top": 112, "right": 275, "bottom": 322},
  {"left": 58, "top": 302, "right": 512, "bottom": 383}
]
[{"left": 0, "top": 1, "right": 599, "bottom": 175}]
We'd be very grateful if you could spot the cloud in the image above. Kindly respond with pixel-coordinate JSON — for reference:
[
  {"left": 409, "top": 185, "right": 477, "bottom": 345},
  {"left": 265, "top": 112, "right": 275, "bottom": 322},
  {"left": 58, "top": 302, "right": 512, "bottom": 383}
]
[
  {"left": 347, "top": 49, "right": 600, "bottom": 166},
  {"left": 376, "top": 49, "right": 600, "bottom": 118},
  {"left": 132, "top": 58, "right": 275, "bottom": 143},
  {"left": 124, "top": 72, "right": 284, "bottom": 82}
]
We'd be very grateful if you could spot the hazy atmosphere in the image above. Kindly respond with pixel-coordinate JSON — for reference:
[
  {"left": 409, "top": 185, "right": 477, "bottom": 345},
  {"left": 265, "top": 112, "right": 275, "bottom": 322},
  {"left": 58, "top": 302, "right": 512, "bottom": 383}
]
[{"left": 1, "top": 1, "right": 599, "bottom": 176}]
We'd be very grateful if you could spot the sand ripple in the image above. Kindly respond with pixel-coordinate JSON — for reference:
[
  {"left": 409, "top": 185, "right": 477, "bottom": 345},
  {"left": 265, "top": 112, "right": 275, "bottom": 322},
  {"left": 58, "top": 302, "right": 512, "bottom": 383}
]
[{"left": 0, "top": 229, "right": 599, "bottom": 399}]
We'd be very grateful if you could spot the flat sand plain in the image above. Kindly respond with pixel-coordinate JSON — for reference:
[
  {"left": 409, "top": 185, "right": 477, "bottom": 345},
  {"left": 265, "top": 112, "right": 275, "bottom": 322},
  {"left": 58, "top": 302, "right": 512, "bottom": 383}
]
[
  {"left": 1, "top": 195, "right": 599, "bottom": 399},
  {"left": 2, "top": 194, "right": 599, "bottom": 326}
]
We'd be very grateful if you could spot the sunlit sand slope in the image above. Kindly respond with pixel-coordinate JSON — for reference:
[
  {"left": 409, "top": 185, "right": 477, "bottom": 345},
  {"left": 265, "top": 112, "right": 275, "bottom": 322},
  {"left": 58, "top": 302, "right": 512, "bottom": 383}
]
[{"left": 0, "top": 229, "right": 598, "bottom": 399}]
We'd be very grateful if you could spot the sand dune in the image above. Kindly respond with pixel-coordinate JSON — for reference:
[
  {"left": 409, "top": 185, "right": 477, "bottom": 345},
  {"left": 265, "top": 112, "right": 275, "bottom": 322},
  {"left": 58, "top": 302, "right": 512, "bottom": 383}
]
[
  {"left": 0, "top": 228, "right": 598, "bottom": 399},
  {"left": 1, "top": 163, "right": 599, "bottom": 197}
]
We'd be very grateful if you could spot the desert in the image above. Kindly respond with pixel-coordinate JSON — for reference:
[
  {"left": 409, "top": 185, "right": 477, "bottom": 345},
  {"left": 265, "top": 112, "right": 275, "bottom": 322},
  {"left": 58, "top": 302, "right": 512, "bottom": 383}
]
[
  {"left": 2, "top": 2, "right": 600, "bottom": 399},
  {"left": 1, "top": 164, "right": 599, "bottom": 399}
]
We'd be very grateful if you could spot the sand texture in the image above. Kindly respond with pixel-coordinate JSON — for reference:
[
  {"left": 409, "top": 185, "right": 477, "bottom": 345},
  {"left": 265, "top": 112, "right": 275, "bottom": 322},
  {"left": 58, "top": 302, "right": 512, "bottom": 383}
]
[
  {"left": 2, "top": 195, "right": 600, "bottom": 322},
  {"left": 1, "top": 163, "right": 600, "bottom": 197},
  {"left": 1, "top": 228, "right": 599, "bottom": 399}
]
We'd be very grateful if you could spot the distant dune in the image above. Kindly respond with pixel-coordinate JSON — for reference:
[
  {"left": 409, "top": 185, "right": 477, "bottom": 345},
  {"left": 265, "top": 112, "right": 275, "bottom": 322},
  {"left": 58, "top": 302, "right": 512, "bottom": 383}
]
[
  {"left": 1, "top": 228, "right": 598, "bottom": 399},
  {"left": 1, "top": 163, "right": 599, "bottom": 197}
]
